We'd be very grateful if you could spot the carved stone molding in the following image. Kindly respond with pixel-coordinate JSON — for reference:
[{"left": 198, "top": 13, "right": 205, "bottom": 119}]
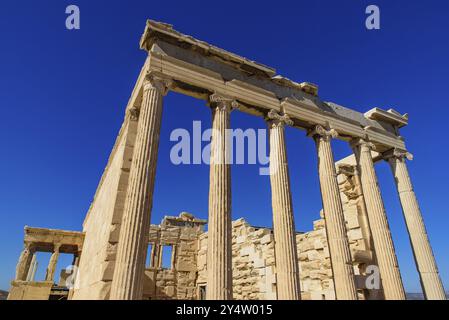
[
  {"left": 144, "top": 73, "right": 173, "bottom": 96},
  {"left": 350, "top": 138, "right": 376, "bottom": 151},
  {"left": 266, "top": 109, "right": 293, "bottom": 128},
  {"left": 307, "top": 125, "right": 338, "bottom": 141},
  {"left": 383, "top": 148, "right": 414, "bottom": 162},
  {"left": 208, "top": 93, "right": 239, "bottom": 112}
]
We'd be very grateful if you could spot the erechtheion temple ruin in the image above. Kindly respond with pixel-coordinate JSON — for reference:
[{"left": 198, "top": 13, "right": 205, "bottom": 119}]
[{"left": 8, "top": 20, "right": 445, "bottom": 300}]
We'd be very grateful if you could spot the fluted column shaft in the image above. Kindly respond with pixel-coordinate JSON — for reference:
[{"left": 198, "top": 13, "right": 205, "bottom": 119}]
[
  {"left": 353, "top": 140, "right": 405, "bottom": 300},
  {"left": 311, "top": 126, "right": 358, "bottom": 300},
  {"left": 26, "top": 254, "right": 37, "bottom": 281},
  {"left": 267, "top": 110, "right": 300, "bottom": 300},
  {"left": 46, "top": 244, "right": 60, "bottom": 282},
  {"left": 386, "top": 150, "right": 446, "bottom": 300},
  {"left": 110, "top": 74, "right": 170, "bottom": 300},
  {"left": 206, "top": 94, "right": 235, "bottom": 300}
]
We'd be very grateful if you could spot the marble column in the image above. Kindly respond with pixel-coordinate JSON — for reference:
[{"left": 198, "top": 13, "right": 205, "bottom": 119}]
[
  {"left": 150, "top": 243, "right": 157, "bottom": 268},
  {"left": 72, "top": 252, "right": 81, "bottom": 269},
  {"left": 70, "top": 252, "right": 81, "bottom": 285},
  {"left": 158, "top": 245, "right": 163, "bottom": 269},
  {"left": 267, "top": 109, "right": 300, "bottom": 300},
  {"left": 385, "top": 149, "right": 446, "bottom": 300},
  {"left": 15, "top": 243, "right": 34, "bottom": 281},
  {"left": 46, "top": 244, "right": 61, "bottom": 282},
  {"left": 310, "top": 125, "right": 358, "bottom": 300},
  {"left": 352, "top": 139, "right": 405, "bottom": 300},
  {"left": 26, "top": 254, "right": 37, "bottom": 281},
  {"left": 110, "top": 74, "right": 171, "bottom": 300},
  {"left": 206, "top": 94, "right": 236, "bottom": 300}
]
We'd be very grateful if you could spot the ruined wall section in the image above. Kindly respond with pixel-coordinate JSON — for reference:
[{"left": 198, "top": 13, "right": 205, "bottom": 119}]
[
  {"left": 296, "top": 166, "right": 380, "bottom": 300},
  {"left": 197, "top": 219, "right": 277, "bottom": 300},
  {"left": 337, "top": 165, "right": 383, "bottom": 299},
  {"left": 72, "top": 119, "right": 137, "bottom": 300},
  {"left": 297, "top": 216, "right": 334, "bottom": 300},
  {"left": 197, "top": 218, "right": 338, "bottom": 300},
  {"left": 196, "top": 170, "right": 377, "bottom": 300},
  {"left": 143, "top": 213, "right": 206, "bottom": 300}
]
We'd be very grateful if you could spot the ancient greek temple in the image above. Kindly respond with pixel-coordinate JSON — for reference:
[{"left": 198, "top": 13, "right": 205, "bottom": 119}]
[{"left": 8, "top": 20, "right": 445, "bottom": 300}]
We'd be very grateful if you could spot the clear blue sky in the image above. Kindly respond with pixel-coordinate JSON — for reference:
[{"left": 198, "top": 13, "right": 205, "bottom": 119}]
[{"left": 1, "top": 0, "right": 448, "bottom": 293}]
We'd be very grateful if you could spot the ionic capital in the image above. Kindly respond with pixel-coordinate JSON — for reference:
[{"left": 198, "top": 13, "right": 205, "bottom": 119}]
[
  {"left": 266, "top": 109, "right": 293, "bottom": 128},
  {"left": 23, "top": 242, "right": 35, "bottom": 253},
  {"left": 52, "top": 243, "right": 62, "bottom": 253},
  {"left": 127, "top": 106, "right": 140, "bottom": 121},
  {"left": 307, "top": 125, "right": 338, "bottom": 141},
  {"left": 143, "top": 73, "right": 173, "bottom": 96},
  {"left": 383, "top": 148, "right": 414, "bottom": 162},
  {"left": 208, "top": 93, "right": 239, "bottom": 113},
  {"left": 350, "top": 138, "right": 375, "bottom": 152}
]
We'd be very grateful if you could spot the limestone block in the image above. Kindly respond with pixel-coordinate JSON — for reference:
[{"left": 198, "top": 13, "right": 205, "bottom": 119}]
[
  {"left": 104, "top": 242, "right": 118, "bottom": 261},
  {"left": 253, "top": 258, "right": 265, "bottom": 269},
  {"left": 345, "top": 213, "right": 360, "bottom": 230},
  {"left": 298, "top": 252, "right": 308, "bottom": 261},
  {"left": 302, "top": 261, "right": 321, "bottom": 271},
  {"left": 176, "top": 259, "right": 196, "bottom": 272},
  {"left": 299, "top": 241, "right": 314, "bottom": 252},
  {"left": 307, "top": 250, "right": 321, "bottom": 261},
  {"left": 347, "top": 229, "right": 363, "bottom": 241},
  {"left": 232, "top": 218, "right": 246, "bottom": 228},
  {"left": 313, "top": 219, "right": 325, "bottom": 230},
  {"left": 254, "top": 228, "right": 269, "bottom": 237},
  {"left": 8, "top": 281, "right": 53, "bottom": 300},
  {"left": 108, "top": 223, "right": 121, "bottom": 243},
  {"left": 236, "top": 236, "right": 245, "bottom": 244},
  {"left": 313, "top": 239, "right": 324, "bottom": 250},
  {"left": 240, "top": 246, "right": 254, "bottom": 257},
  {"left": 323, "top": 247, "right": 330, "bottom": 258},
  {"left": 260, "top": 234, "right": 272, "bottom": 245},
  {"left": 100, "top": 261, "right": 115, "bottom": 281},
  {"left": 308, "top": 228, "right": 326, "bottom": 239}
]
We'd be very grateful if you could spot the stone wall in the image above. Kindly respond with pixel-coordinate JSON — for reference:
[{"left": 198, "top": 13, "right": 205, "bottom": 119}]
[
  {"left": 71, "top": 161, "right": 379, "bottom": 300},
  {"left": 297, "top": 215, "right": 334, "bottom": 300},
  {"left": 194, "top": 166, "right": 379, "bottom": 300},
  {"left": 336, "top": 165, "right": 383, "bottom": 300},
  {"left": 72, "top": 119, "right": 137, "bottom": 300},
  {"left": 197, "top": 219, "right": 277, "bottom": 300},
  {"left": 7, "top": 281, "right": 53, "bottom": 300},
  {"left": 143, "top": 213, "right": 206, "bottom": 300}
]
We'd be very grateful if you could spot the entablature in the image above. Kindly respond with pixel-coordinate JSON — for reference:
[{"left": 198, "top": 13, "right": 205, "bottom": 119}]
[
  {"left": 24, "top": 226, "right": 84, "bottom": 253},
  {"left": 140, "top": 19, "right": 408, "bottom": 152}
]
